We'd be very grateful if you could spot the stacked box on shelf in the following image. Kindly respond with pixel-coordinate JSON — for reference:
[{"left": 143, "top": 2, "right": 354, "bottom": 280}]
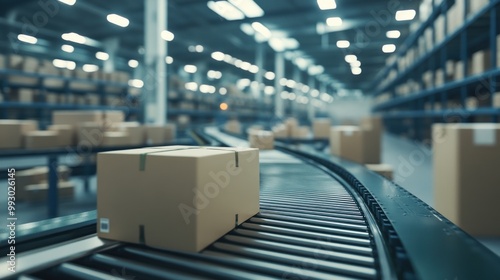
[
  {"left": 447, "top": 0, "right": 465, "bottom": 35},
  {"left": 7, "top": 55, "right": 39, "bottom": 85},
  {"left": 0, "top": 120, "right": 38, "bottom": 149},
  {"left": 24, "top": 131, "right": 60, "bottom": 149},
  {"left": 468, "top": 0, "right": 490, "bottom": 16},
  {"left": 470, "top": 49, "right": 491, "bottom": 76},
  {"left": 434, "top": 15, "right": 446, "bottom": 44}
]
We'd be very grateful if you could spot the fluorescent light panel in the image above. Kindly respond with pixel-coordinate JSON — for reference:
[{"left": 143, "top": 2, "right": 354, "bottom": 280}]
[
  {"left": 165, "top": 56, "right": 173, "bottom": 64},
  {"left": 326, "top": 17, "right": 342, "bottom": 27},
  {"left": 61, "top": 44, "right": 74, "bottom": 53},
  {"left": 95, "top": 51, "right": 109, "bottom": 61},
  {"left": 18, "top": 34, "right": 37, "bottom": 44},
  {"left": 395, "top": 9, "right": 416, "bottom": 21},
  {"left": 228, "top": 0, "right": 264, "bottom": 18},
  {"left": 184, "top": 64, "right": 197, "bottom": 73},
  {"left": 317, "top": 0, "right": 336, "bottom": 10},
  {"left": 386, "top": 30, "right": 401, "bottom": 39},
  {"left": 207, "top": 1, "right": 245, "bottom": 21},
  {"left": 161, "top": 30, "right": 174, "bottom": 41},
  {"left": 82, "top": 64, "right": 99, "bottom": 73},
  {"left": 251, "top": 22, "right": 271, "bottom": 39},
  {"left": 61, "top": 32, "right": 86, "bottom": 44},
  {"left": 336, "top": 40, "right": 349, "bottom": 48},
  {"left": 382, "top": 44, "right": 396, "bottom": 53},
  {"left": 128, "top": 59, "right": 139, "bottom": 68},
  {"left": 107, "top": 14, "right": 129, "bottom": 27},
  {"left": 58, "top": 0, "right": 76, "bottom": 6}
]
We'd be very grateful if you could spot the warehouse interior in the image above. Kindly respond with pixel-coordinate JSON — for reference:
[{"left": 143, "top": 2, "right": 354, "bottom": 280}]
[{"left": 1, "top": 0, "right": 500, "bottom": 279}]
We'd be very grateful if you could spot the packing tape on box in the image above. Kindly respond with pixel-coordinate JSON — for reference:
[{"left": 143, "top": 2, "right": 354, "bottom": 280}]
[{"left": 139, "top": 146, "right": 240, "bottom": 171}]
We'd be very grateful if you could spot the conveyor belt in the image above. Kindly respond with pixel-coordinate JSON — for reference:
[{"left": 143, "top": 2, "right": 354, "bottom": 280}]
[{"left": 2, "top": 127, "right": 500, "bottom": 279}]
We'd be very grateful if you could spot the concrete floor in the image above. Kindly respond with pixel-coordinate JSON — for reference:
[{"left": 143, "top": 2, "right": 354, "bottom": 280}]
[{"left": 1, "top": 133, "right": 499, "bottom": 257}]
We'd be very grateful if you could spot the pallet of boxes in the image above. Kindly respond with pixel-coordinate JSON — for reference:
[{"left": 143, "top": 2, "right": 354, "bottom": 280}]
[
  {"left": 433, "top": 123, "right": 500, "bottom": 236},
  {"left": 330, "top": 116, "right": 393, "bottom": 180}
]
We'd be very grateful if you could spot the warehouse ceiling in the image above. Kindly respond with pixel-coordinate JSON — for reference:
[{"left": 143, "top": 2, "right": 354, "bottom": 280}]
[{"left": 0, "top": 0, "right": 422, "bottom": 93}]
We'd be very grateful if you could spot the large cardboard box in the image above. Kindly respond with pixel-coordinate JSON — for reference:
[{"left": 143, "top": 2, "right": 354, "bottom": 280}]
[
  {"left": 470, "top": 49, "right": 491, "bottom": 76},
  {"left": 291, "top": 126, "right": 310, "bottom": 139},
  {"left": 24, "top": 131, "right": 60, "bottom": 149},
  {"left": 102, "top": 131, "right": 130, "bottom": 147},
  {"left": 249, "top": 130, "right": 274, "bottom": 150},
  {"left": 330, "top": 126, "right": 380, "bottom": 164},
  {"left": 23, "top": 181, "right": 75, "bottom": 202},
  {"left": 433, "top": 123, "right": 500, "bottom": 235},
  {"left": 272, "top": 124, "right": 288, "bottom": 139},
  {"left": 313, "top": 119, "right": 331, "bottom": 139},
  {"left": 104, "top": 110, "right": 125, "bottom": 126},
  {"left": 224, "top": 120, "right": 241, "bottom": 134},
  {"left": 0, "top": 120, "right": 38, "bottom": 149},
  {"left": 48, "top": 124, "right": 75, "bottom": 146},
  {"left": 365, "top": 164, "right": 393, "bottom": 180},
  {"left": 116, "top": 122, "right": 145, "bottom": 146},
  {"left": 97, "top": 146, "right": 260, "bottom": 252}
]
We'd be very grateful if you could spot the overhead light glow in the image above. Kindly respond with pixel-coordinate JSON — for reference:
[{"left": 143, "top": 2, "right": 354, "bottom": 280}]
[
  {"left": 128, "top": 59, "right": 139, "bottom": 68},
  {"left": 207, "top": 1, "right": 245, "bottom": 21},
  {"left": 294, "top": 57, "right": 310, "bottom": 70},
  {"left": 128, "top": 79, "right": 144, "bottom": 88},
  {"left": 165, "top": 56, "right": 173, "bottom": 64},
  {"left": 82, "top": 64, "right": 99, "bottom": 73},
  {"left": 220, "top": 102, "right": 229, "bottom": 111},
  {"left": 185, "top": 82, "right": 198, "bottom": 91},
  {"left": 251, "top": 22, "right": 271, "bottom": 40},
  {"left": 386, "top": 30, "right": 401, "bottom": 39},
  {"left": 223, "top": 54, "right": 233, "bottom": 63},
  {"left": 240, "top": 23, "right": 255, "bottom": 36},
  {"left": 18, "top": 34, "right": 37, "bottom": 44},
  {"left": 184, "top": 64, "right": 197, "bottom": 73},
  {"left": 219, "top": 87, "right": 228, "bottom": 95},
  {"left": 310, "top": 89, "right": 320, "bottom": 97},
  {"left": 352, "top": 67, "right": 362, "bottom": 75},
  {"left": 269, "top": 38, "right": 285, "bottom": 52},
  {"left": 249, "top": 65, "right": 259, "bottom": 74},
  {"left": 61, "top": 32, "right": 86, "bottom": 44},
  {"left": 326, "top": 17, "right": 342, "bottom": 27},
  {"left": 240, "top": 61, "right": 251, "bottom": 71},
  {"left": 161, "top": 30, "right": 174, "bottom": 41},
  {"left": 395, "top": 9, "right": 416, "bottom": 21},
  {"left": 301, "top": 85, "right": 310, "bottom": 93},
  {"left": 265, "top": 71, "right": 275, "bottom": 80},
  {"left": 288, "top": 92, "right": 296, "bottom": 101},
  {"left": 58, "top": 0, "right": 76, "bottom": 6},
  {"left": 382, "top": 44, "right": 396, "bottom": 53},
  {"left": 95, "top": 51, "right": 109, "bottom": 61},
  {"left": 279, "top": 78, "right": 287, "bottom": 86},
  {"left": 237, "top": 78, "right": 251, "bottom": 89},
  {"left": 280, "top": 91, "right": 289, "bottom": 99},
  {"left": 207, "top": 70, "right": 222, "bottom": 79},
  {"left": 350, "top": 60, "right": 361, "bottom": 67},
  {"left": 264, "top": 86, "right": 274, "bottom": 95},
  {"left": 308, "top": 65, "right": 324, "bottom": 75},
  {"left": 336, "top": 40, "right": 350, "bottom": 48},
  {"left": 52, "top": 59, "right": 75, "bottom": 70},
  {"left": 195, "top": 45, "right": 204, "bottom": 52},
  {"left": 286, "top": 79, "right": 296, "bottom": 88},
  {"left": 106, "top": 14, "right": 129, "bottom": 27},
  {"left": 211, "top": 51, "right": 225, "bottom": 61},
  {"left": 228, "top": 0, "right": 265, "bottom": 18},
  {"left": 345, "top": 55, "right": 357, "bottom": 63},
  {"left": 61, "top": 44, "right": 74, "bottom": 53},
  {"left": 317, "top": 0, "right": 337, "bottom": 10}
]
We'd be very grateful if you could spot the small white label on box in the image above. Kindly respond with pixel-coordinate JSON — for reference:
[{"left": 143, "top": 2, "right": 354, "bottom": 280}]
[
  {"left": 100, "top": 218, "right": 110, "bottom": 233},
  {"left": 473, "top": 128, "right": 496, "bottom": 146}
]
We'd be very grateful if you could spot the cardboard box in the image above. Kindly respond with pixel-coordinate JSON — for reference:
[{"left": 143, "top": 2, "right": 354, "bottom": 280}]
[
  {"left": 16, "top": 166, "right": 71, "bottom": 199},
  {"left": 102, "top": 131, "right": 130, "bottom": 147},
  {"left": 365, "top": 164, "right": 393, "bottom": 180},
  {"left": 53, "top": 111, "right": 104, "bottom": 126},
  {"left": 494, "top": 93, "right": 500, "bottom": 107},
  {"left": 454, "top": 60, "right": 465, "bottom": 80},
  {"left": 291, "top": 126, "right": 310, "bottom": 139},
  {"left": 48, "top": 124, "right": 75, "bottom": 146},
  {"left": 23, "top": 181, "right": 75, "bottom": 202},
  {"left": 0, "top": 120, "right": 38, "bottom": 149},
  {"left": 433, "top": 123, "right": 500, "bottom": 236},
  {"left": 246, "top": 125, "right": 264, "bottom": 135},
  {"left": 469, "top": 0, "right": 489, "bottom": 16},
  {"left": 116, "top": 122, "right": 145, "bottom": 146},
  {"left": 97, "top": 146, "right": 260, "bottom": 252},
  {"left": 24, "top": 131, "right": 60, "bottom": 149},
  {"left": 146, "top": 124, "right": 177, "bottom": 145},
  {"left": 12, "top": 89, "right": 35, "bottom": 103},
  {"left": 77, "top": 122, "right": 107, "bottom": 146},
  {"left": 330, "top": 126, "right": 380, "bottom": 164},
  {"left": 434, "top": 15, "right": 445, "bottom": 44},
  {"left": 224, "top": 120, "right": 241, "bottom": 134},
  {"left": 272, "top": 125, "right": 288, "bottom": 139},
  {"left": 313, "top": 119, "right": 331, "bottom": 139},
  {"left": 249, "top": 130, "right": 274, "bottom": 150},
  {"left": 470, "top": 49, "right": 491, "bottom": 76},
  {"left": 104, "top": 110, "right": 125, "bottom": 125},
  {"left": 435, "top": 69, "right": 445, "bottom": 87}
]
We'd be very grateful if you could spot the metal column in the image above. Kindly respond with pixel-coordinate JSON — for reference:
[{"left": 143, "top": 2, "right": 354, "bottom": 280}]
[
  {"left": 274, "top": 52, "right": 284, "bottom": 118},
  {"left": 307, "top": 75, "right": 316, "bottom": 122},
  {"left": 254, "top": 42, "right": 265, "bottom": 100},
  {"left": 144, "top": 0, "right": 168, "bottom": 125}
]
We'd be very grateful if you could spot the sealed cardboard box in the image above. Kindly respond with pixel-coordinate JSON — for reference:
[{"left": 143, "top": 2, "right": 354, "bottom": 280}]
[
  {"left": 330, "top": 126, "right": 380, "bottom": 164},
  {"left": 0, "top": 120, "right": 38, "bottom": 149},
  {"left": 470, "top": 49, "right": 491, "bottom": 76},
  {"left": 48, "top": 124, "right": 75, "bottom": 146},
  {"left": 116, "top": 122, "right": 145, "bottom": 146},
  {"left": 104, "top": 110, "right": 125, "bottom": 125},
  {"left": 23, "top": 181, "right": 75, "bottom": 202},
  {"left": 97, "top": 146, "right": 260, "bottom": 252},
  {"left": 102, "top": 131, "right": 130, "bottom": 147},
  {"left": 24, "top": 131, "right": 60, "bottom": 149},
  {"left": 78, "top": 122, "right": 107, "bottom": 146},
  {"left": 365, "top": 164, "right": 393, "bottom": 180},
  {"left": 249, "top": 130, "right": 274, "bottom": 150},
  {"left": 433, "top": 123, "right": 500, "bottom": 235},
  {"left": 224, "top": 120, "right": 241, "bottom": 134},
  {"left": 146, "top": 124, "right": 177, "bottom": 145},
  {"left": 313, "top": 119, "right": 331, "bottom": 139}
]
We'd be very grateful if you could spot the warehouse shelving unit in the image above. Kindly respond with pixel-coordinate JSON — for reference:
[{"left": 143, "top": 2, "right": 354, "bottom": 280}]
[{"left": 372, "top": 0, "right": 500, "bottom": 140}]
